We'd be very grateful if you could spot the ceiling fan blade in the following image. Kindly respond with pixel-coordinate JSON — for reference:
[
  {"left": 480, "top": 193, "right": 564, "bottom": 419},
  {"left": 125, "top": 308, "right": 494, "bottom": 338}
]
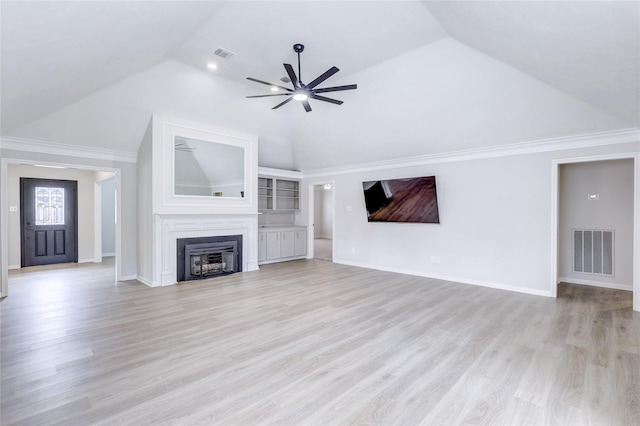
[
  {"left": 246, "top": 77, "right": 292, "bottom": 92},
  {"left": 272, "top": 97, "right": 294, "bottom": 110},
  {"left": 306, "top": 66, "right": 339, "bottom": 89},
  {"left": 302, "top": 99, "right": 312, "bottom": 112},
  {"left": 283, "top": 63, "right": 300, "bottom": 89},
  {"left": 313, "top": 84, "right": 357, "bottom": 94},
  {"left": 246, "top": 93, "right": 292, "bottom": 98},
  {"left": 311, "top": 94, "right": 344, "bottom": 105}
]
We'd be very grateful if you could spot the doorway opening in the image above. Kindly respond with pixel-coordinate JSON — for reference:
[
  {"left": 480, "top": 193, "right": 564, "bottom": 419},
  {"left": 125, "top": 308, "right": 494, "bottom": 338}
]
[
  {"left": 552, "top": 154, "right": 639, "bottom": 312},
  {"left": 1, "top": 160, "right": 122, "bottom": 298},
  {"left": 311, "top": 183, "right": 334, "bottom": 261}
]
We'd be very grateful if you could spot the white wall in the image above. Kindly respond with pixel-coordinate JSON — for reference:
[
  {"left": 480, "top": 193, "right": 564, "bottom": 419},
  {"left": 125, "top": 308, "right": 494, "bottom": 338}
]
[
  {"left": 6, "top": 164, "right": 96, "bottom": 266},
  {"left": 322, "top": 187, "right": 334, "bottom": 238},
  {"left": 314, "top": 186, "right": 324, "bottom": 238},
  {"left": 559, "top": 159, "right": 634, "bottom": 289},
  {"left": 100, "top": 176, "right": 116, "bottom": 256},
  {"left": 136, "top": 121, "right": 153, "bottom": 285},
  {"left": 313, "top": 185, "right": 333, "bottom": 239},
  {"left": 302, "top": 139, "right": 639, "bottom": 297}
]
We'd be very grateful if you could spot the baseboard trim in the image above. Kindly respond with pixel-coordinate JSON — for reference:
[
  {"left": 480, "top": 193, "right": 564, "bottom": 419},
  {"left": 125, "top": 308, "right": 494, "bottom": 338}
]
[
  {"left": 8, "top": 264, "right": 20, "bottom": 270},
  {"left": 78, "top": 258, "right": 95, "bottom": 264},
  {"left": 334, "top": 258, "right": 553, "bottom": 297},
  {"left": 258, "top": 256, "right": 306, "bottom": 266},
  {"left": 102, "top": 252, "right": 115, "bottom": 257},
  {"left": 558, "top": 276, "right": 632, "bottom": 291},
  {"left": 119, "top": 274, "right": 138, "bottom": 282}
]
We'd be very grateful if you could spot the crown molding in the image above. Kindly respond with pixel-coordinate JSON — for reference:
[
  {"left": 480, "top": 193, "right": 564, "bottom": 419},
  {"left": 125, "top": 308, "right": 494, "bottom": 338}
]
[
  {"left": 258, "top": 166, "right": 302, "bottom": 179},
  {"left": 302, "top": 128, "right": 640, "bottom": 178},
  {"left": 0, "top": 136, "right": 138, "bottom": 163}
]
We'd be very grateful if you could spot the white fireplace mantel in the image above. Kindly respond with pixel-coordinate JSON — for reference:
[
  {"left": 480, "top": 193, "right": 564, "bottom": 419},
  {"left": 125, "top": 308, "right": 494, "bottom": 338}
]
[
  {"left": 153, "top": 214, "right": 259, "bottom": 286},
  {"left": 137, "top": 116, "right": 260, "bottom": 286}
]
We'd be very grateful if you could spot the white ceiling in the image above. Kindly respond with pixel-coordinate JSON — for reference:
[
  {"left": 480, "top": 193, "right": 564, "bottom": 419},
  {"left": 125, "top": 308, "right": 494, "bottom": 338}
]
[{"left": 1, "top": 1, "right": 638, "bottom": 171}]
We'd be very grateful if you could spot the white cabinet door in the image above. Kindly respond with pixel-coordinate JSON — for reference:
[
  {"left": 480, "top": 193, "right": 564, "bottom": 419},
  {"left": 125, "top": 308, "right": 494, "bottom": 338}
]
[
  {"left": 266, "top": 231, "right": 280, "bottom": 260},
  {"left": 258, "top": 232, "right": 267, "bottom": 262},
  {"left": 294, "top": 229, "right": 307, "bottom": 256},
  {"left": 280, "top": 230, "right": 294, "bottom": 258}
]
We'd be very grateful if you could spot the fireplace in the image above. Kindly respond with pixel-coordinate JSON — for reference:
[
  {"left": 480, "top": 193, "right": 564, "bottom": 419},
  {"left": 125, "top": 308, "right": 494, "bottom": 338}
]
[{"left": 176, "top": 235, "right": 243, "bottom": 282}]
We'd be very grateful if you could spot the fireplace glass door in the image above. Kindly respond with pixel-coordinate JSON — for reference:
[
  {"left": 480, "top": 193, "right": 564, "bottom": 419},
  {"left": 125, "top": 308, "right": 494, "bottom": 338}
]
[{"left": 190, "top": 249, "right": 235, "bottom": 277}]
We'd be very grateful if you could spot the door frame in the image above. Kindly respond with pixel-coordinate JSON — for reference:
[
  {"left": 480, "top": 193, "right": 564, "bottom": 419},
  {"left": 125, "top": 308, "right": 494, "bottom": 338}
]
[
  {"left": 20, "top": 177, "right": 79, "bottom": 267},
  {"left": 1, "top": 157, "right": 123, "bottom": 298},
  {"left": 551, "top": 152, "right": 639, "bottom": 311},
  {"left": 307, "top": 181, "right": 335, "bottom": 260}
]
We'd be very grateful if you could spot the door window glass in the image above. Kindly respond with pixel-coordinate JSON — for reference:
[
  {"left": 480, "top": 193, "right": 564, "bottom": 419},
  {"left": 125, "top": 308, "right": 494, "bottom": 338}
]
[{"left": 35, "top": 187, "right": 65, "bottom": 225}]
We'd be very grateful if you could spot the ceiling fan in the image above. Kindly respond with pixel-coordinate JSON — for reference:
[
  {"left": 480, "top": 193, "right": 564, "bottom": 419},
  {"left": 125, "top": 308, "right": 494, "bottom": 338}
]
[{"left": 246, "top": 43, "right": 357, "bottom": 112}]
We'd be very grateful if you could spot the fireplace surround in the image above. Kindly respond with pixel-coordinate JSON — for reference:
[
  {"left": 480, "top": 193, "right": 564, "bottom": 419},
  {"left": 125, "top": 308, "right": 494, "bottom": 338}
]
[{"left": 177, "top": 235, "right": 243, "bottom": 282}]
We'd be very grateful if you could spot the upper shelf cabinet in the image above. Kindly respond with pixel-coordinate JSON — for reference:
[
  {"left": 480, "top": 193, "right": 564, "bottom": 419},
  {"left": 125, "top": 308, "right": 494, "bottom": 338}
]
[
  {"left": 258, "top": 177, "right": 274, "bottom": 210},
  {"left": 258, "top": 176, "right": 300, "bottom": 211},
  {"left": 276, "top": 179, "right": 299, "bottom": 210}
]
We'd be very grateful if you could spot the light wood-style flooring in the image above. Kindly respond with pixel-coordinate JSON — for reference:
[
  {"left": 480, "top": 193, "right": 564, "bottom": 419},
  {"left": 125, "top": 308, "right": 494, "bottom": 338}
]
[{"left": 1, "top": 259, "right": 639, "bottom": 425}]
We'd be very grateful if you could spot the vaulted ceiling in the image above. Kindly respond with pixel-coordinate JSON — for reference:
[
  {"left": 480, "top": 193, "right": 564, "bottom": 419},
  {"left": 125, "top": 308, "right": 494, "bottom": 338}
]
[{"left": 1, "top": 1, "right": 638, "bottom": 171}]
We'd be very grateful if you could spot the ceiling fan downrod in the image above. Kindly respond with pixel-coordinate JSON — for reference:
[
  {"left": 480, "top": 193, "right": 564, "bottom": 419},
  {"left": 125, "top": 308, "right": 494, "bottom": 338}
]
[{"left": 293, "top": 43, "right": 304, "bottom": 85}]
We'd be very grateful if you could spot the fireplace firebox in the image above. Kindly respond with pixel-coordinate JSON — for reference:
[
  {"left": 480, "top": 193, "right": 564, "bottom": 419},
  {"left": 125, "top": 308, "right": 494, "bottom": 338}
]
[{"left": 177, "top": 235, "right": 242, "bottom": 282}]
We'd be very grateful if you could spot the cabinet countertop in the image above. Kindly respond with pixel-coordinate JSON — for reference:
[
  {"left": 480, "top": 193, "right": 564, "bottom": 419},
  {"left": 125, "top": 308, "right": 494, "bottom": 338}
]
[{"left": 258, "top": 225, "right": 307, "bottom": 231}]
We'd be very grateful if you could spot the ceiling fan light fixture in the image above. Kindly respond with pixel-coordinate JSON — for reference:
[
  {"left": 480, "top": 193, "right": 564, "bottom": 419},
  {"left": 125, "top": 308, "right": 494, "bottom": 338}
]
[{"left": 293, "top": 91, "right": 308, "bottom": 101}]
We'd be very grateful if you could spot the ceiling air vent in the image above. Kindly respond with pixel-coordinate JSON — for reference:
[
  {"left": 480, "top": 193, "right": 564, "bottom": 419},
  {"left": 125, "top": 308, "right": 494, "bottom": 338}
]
[{"left": 213, "top": 47, "right": 236, "bottom": 60}]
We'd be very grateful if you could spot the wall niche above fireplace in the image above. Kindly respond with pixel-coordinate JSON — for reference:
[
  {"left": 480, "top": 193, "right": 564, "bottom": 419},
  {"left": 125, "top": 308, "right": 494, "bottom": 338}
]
[{"left": 149, "top": 114, "right": 258, "bottom": 216}]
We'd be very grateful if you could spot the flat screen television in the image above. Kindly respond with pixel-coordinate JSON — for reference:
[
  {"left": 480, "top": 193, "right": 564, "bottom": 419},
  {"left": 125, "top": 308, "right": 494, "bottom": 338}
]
[{"left": 362, "top": 176, "right": 440, "bottom": 223}]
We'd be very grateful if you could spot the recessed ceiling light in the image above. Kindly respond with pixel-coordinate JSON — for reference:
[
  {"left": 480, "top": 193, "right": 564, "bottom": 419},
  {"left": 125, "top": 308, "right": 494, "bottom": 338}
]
[
  {"left": 270, "top": 86, "right": 279, "bottom": 92},
  {"left": 207, "top": 63, "right": 217, "bottom": 70}
]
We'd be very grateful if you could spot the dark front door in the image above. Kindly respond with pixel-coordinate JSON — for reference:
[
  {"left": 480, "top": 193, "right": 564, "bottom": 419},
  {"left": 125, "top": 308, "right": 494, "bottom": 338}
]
[{"left": 20, "top": 178, "right": 78, "bottom": 267}]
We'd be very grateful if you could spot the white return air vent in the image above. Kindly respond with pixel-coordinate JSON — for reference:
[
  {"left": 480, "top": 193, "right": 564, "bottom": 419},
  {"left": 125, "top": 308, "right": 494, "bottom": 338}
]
[
  {"left": 573, "top": 229, "right": 614, "bottom": 276},
  {"left": 213, "top": 47, "right": 236, "bottom": 60}
]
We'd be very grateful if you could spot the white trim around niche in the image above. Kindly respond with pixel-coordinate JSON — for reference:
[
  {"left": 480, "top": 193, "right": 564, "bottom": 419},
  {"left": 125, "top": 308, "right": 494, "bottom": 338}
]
[{"left": 152, "top": 115, "right": 259, "bottom": 216}]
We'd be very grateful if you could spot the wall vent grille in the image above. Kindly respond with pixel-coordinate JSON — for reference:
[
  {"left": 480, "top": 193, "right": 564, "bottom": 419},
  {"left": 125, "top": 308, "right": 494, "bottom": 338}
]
[{"left": 573, "top": 229, "right": 614, "bottom": 276}]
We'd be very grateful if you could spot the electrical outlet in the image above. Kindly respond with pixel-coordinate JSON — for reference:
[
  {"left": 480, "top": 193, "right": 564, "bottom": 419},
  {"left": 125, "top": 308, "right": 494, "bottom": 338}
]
[
  {"left": 431, "top": 256, "right": 441, "bottom": 264},
  {"left": 9, "top": 206, "right": 18, "bottom": 212}
]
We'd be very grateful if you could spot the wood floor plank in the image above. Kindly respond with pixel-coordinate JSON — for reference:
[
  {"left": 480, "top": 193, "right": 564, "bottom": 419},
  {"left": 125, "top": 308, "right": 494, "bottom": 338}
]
[{"left": 1, "top": 260, "right": 638, "bottom": 425}]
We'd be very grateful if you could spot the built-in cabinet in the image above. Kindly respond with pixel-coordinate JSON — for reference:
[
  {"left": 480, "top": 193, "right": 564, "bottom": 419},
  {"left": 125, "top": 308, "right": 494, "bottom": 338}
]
[
  {"left": 257, "top": 168, "right": 306, "bottom": 266},
  {"left": 258, "top": 176, "right": 300, "bottom": 211},
  {"left": 258, "top": 227, "right": 307, "bottom": 264}
]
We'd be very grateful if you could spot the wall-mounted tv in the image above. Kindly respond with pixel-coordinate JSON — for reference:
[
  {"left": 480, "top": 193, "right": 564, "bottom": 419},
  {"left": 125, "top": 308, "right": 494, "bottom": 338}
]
[{"left": 362, "top": 176, "right": 440, "bottom": 223}]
